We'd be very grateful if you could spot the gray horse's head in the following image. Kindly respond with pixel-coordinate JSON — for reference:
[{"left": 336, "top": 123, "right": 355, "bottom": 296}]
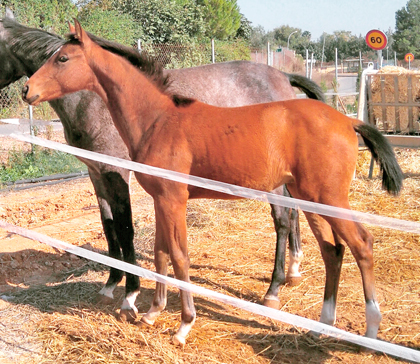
[
  {"left": 0, "top": 8, "right": 27, "bottom": 87},
  {"left": 0, "top": 8, "right": 65, "bottom": 88}
]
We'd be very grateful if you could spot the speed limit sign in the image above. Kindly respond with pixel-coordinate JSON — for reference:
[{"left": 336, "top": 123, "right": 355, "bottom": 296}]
[
  {"left": 365, "top": 29, "right": 387, "bottom": 51},
  {"left": 405, "top": 53, "right": 414, "bottom": 62}
]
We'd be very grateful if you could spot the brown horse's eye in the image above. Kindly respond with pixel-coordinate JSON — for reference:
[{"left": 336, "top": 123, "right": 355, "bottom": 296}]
[{"left": 58, "top": 55, "right": 69, "bottom": 63}]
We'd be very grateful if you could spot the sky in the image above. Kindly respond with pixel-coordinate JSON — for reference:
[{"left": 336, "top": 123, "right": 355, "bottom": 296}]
[{"left": 236, "top": 0, "right": 409, "bottom": 40}]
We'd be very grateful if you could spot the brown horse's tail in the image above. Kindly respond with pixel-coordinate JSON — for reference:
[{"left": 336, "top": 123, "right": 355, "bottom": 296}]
[
  {"left": 285, "top": 73, "right": 325, "bottom": 102},
  {"left": 354, "top": 123, "right": 403, "bottom": 195}
]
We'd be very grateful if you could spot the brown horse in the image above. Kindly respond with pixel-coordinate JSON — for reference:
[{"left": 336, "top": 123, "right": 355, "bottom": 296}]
[{"left": 23, "top": 20, "right": 403, "bottom": 345}]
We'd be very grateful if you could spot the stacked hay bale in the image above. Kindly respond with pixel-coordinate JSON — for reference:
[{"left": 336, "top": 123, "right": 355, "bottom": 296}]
[{"left": 370, "top": 66, "right": 420, "bottom": 133}]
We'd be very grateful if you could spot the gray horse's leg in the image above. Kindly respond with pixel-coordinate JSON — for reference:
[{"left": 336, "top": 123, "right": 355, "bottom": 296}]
[
  {"left": 88, "top": 169, "right": 123, "bottom": 300},
  {"left": 263, "top": 185, "right": 303, "bottom": 309},
  {"left": 89, "top": 168, "right": 140, "bottom": 320}
]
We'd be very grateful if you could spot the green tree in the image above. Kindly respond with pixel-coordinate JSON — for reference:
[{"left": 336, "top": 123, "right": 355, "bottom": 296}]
[
  {"left": 196, "top": 0, "right": 241, "bottom": 40},
  {"left": 394, "top": 0, "right": 420, "bottom": 59},
  {"left": 235, "top": 13, "right": 252, "bottom": 40},
  {"left": 249, "top": 25, "right": 275, "bottom": 49},
  {"left": 115, "top": 0, "right": 207, "bottom": 43},
  {"left": 77, "top": 7, "right": 141, "bottom": 46},
  {"left": 1, "top": 0, "right": 77, "bottom": 35}
]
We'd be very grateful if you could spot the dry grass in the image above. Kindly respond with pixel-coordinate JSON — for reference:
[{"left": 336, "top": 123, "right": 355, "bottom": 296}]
[
  {"left": 0, "top": 147, "right": 419, "bottom": 363},
  {"left": 370, "top": 66, "right": 420, "bottom": 132}
]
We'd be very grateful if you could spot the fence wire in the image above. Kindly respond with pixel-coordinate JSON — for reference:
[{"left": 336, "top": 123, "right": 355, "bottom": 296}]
[
  {"left": 0, "top": 78, "right": 29, "bottom": 119},
  {"left": 141, "top": 43, "right": 211, "bottom": 69}
]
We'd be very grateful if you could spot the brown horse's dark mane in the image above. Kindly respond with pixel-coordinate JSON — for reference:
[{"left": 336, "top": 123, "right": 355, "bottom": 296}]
[{"left": 67, "top": 33, "right": 195, "bottom": 107}]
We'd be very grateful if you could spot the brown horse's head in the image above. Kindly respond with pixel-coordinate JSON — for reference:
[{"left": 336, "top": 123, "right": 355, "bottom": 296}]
[{"left": 22, "top": 20, "right": 98, "bottom": 106}]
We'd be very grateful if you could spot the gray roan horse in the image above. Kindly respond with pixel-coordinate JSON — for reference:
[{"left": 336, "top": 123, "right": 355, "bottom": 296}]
[{"left": 0, "top": 10, "right": 324, "bottom": 318}]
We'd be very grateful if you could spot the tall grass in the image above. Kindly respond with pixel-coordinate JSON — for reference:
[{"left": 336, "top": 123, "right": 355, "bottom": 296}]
[{"left": 0, "top": 147, "right": 87, "bottom": 185}]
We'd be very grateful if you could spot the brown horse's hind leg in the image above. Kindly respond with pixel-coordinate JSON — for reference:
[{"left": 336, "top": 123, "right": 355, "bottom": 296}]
[
  {"left": 323, "top": 215, "right": 382, "bottom": 339},
  {"left": 304, "top": 213, "right": 345, "bottom": 327}
]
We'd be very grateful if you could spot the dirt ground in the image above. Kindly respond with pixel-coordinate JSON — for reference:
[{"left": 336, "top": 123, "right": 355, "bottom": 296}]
[{"left": 0, "top": 138, "right": 419, "bottom": 363}]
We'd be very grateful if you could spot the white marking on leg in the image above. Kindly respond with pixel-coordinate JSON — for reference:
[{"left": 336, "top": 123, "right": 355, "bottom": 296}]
[
  {"left": 141, "top": 298, "right": 167, "bottom": 326},
  {"left": 287, "top": 250, "right": 303, "bottom": 278},
  {"left": 99, "top": 283, "right": 117, "bottom": 299},
  {"left": 173, "top": 317, "right": 196, "bottom": 346},
  {"left": 121, "top": 291, "right": 139, "bottom": 313},
  {"left": 320, "top": 296, "right": 336, "bottom": 326},
  {"left": 365, "top": 300, "right": 381, "bottom": 338}
]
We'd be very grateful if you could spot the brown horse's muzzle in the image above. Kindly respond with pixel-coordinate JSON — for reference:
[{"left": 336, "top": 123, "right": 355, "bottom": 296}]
[{"left": 22, "top": 84, "right": 40, "bottom": 105}]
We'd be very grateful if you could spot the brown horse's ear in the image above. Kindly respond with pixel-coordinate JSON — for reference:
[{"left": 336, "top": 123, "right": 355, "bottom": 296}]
[
  {"left": 73, "top": 19, "right": 84, "bottom": 42},
  {"left": 68, "top": 21, "right": 75, "bottom": 34}
]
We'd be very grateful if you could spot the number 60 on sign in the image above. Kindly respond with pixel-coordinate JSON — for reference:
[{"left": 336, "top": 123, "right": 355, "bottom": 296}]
[{"left": 365, "top": 29, "right": 387, "bottom": 51}]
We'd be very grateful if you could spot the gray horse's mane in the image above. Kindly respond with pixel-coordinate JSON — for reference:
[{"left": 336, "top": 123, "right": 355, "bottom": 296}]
[{"left": 1, "top": 17, "right": 65, "bottom": 68}]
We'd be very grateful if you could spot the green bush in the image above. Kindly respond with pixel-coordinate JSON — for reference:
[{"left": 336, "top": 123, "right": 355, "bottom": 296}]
[{"left": 0, "top": 148, "right": 87, "bottom": 185}]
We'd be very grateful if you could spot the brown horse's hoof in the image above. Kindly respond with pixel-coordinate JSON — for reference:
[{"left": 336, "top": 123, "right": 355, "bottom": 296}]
[
  {"left": 172, "top": 333, "right": 186, "bottom": 347},
  {"left": 262, "top": 297, "right": 281, "bottom": 310},
  {"left": 135, "top": 319, "right": 153, "bottom": 329},
  {"left": 118, "top": 308, "right": 137, "bottom": 323},
  {"left": 94, "top": 293, "right": 114, "bottom": 306},
  {"left": 286, "top": 276, "right": 303, "bottom": 286}
]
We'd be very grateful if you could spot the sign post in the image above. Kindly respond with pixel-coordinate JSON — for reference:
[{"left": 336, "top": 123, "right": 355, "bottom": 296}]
[
  {"left": 404, "top": 53, "right": 414, "bottom": 70},
  {"left": 365, "top": 29, "right": 387, "bottom": 69}
]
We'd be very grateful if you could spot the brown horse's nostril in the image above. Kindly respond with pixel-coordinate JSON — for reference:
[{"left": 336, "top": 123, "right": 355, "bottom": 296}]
[
  {"left": 22, "top": 84, "right": 40, "bottom": 105},
  {"left": 22, "top": 85, "right": 28, "bottom": 99}
]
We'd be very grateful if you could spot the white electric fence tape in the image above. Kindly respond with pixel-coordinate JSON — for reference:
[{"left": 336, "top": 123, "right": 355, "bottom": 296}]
[
  {"left": 7, "top": 133, "right": 420, "bottom": 234},
  {"left": 2, "top": 132, "right": 420, "bottom": 362},
  {"left": 0, "top": 220, "right": 419, "bottom": 362}
]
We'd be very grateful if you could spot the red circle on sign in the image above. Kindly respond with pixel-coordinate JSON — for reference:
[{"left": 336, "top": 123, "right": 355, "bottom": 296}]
[
  {"left": 365, "top": 30, "right": 387, "bottom": 51},
  {"left": 405, "top": 53, "right": 414, "bottom": 62}
]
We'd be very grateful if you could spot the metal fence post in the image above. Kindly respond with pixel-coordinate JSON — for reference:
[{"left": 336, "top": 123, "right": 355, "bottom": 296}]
[
  {"left": 28, "top": 103, "right": 34, "bottom": 152},
  {"left": 309, "top": 53, "right": 314, "bottom": 80},
  {"left": 211, "top": 39, "right": 215, "bottom": 63}
]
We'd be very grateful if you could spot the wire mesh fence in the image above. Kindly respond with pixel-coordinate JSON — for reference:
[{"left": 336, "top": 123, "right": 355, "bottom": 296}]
[
  {"left": 141, "top": 43, "right": 211, "bottom": 69},
  {"left": 0, "top": 78, "right": 29, "bottom": 119},
  {"left": 250, "top": 48, "right": 304, "bottom": 73}
]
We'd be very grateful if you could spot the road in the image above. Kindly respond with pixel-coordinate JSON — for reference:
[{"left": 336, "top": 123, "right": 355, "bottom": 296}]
[
  {"left": 0, "top": 118, "right": 62, "bottom": 136},
  {"left": 337, "top": 74, "right": 358, "bottom": 94}
]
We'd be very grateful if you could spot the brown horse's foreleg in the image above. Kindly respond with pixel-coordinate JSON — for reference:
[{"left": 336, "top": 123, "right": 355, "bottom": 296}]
[
  {"left": 304, "top": 212, "right": 344, "bottom": 326},
  {"left": 141, "top": 221, "right": 169, "bottom": 326},
  {"left": 324, "top": 216, "right": 381, "bottom": 339},
  {"left": 146, "top": 196, "right": 195, "bottom": 345}
]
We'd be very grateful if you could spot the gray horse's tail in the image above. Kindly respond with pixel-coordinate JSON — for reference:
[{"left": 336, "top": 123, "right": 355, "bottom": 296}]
[
  {"left": 354, "top": 123, "right": 403, "bottom": 195},
  {"left": 286, "top": 73, "right": 325, "bottom": 102}
]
